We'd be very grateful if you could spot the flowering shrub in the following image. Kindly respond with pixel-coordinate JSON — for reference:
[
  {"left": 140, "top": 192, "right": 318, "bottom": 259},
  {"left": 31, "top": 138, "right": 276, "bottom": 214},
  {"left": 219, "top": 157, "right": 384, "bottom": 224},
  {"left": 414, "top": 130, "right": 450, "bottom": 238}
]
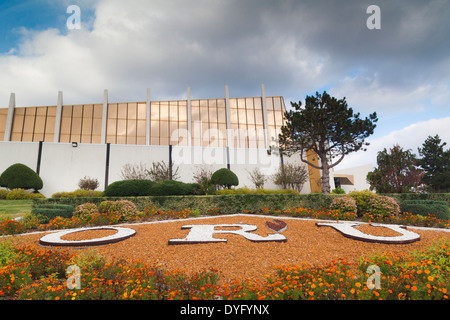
[
  {"left": 366, "top": 195, "right": 400, "bottom": 218},
  {"left": 0, "top": 240, "right": 448, "bottom": 300},
  {"left": 98, "top": 200, "right": 138, "bottom": 220},
  {"left": 330, "top": 196, "right": 358, "bottom": 214},
  {"left": 73, "top": 202, "right": 99, "bottom": 220}
]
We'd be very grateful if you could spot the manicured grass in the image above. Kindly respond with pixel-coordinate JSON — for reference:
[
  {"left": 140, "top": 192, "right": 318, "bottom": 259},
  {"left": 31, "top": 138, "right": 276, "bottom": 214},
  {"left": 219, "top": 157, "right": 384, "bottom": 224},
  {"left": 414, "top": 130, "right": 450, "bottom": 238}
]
[{"left": 0, "top": 200, "right": 33, "bottom": 218}]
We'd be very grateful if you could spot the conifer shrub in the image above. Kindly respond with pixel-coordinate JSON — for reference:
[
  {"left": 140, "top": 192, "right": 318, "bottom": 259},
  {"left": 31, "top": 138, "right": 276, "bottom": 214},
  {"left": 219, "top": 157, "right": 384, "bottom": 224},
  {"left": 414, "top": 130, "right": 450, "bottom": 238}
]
[{"left": 210, "top": 168, "right": 239, "bottom": 189}]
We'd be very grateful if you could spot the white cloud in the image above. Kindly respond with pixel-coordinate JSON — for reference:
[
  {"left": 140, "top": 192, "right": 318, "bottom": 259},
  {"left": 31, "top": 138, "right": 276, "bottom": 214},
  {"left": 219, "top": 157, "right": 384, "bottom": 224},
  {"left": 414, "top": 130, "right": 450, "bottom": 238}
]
[{"left": 335, "top": 117, "right": 450, "bottom": 170}]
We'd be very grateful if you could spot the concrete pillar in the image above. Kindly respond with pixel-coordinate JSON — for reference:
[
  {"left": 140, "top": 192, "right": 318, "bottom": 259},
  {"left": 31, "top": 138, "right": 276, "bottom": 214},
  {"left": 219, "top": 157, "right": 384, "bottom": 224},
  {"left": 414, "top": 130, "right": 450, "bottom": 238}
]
[
  {"left": 187, "top": 86, "right": 192, "bottom": 147},
  {"left": 100, "top": 89, "right": 108, "bottom": 144},
  {"left": 261, "top": 84, "right": 270, "bottom": 149},
  {"left": 146, "top": 88, "right": 151, "bottom": 145},
  {"left": 3, "top": 93, "right": 15, "bottom": 141},
  {"left": 53, "top": 91, "right": 63, "bottom": 143},
  {"left": 225, "top": 85, "right": 231, "bottom": 169}
]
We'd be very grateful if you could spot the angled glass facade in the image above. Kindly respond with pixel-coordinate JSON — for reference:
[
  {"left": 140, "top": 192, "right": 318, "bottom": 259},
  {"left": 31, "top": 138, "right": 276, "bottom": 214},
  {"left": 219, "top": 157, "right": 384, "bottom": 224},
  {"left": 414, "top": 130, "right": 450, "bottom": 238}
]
[{"left": 0, "top": 94, "right": 287, "bottom": 149}]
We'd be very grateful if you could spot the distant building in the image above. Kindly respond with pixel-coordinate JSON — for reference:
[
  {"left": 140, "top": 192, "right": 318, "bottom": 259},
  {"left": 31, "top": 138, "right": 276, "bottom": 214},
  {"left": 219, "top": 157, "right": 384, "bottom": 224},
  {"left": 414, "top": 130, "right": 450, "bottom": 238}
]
[
  {"left": 0, "top": 85, "right": 322, "bottom": 197},
  {"left": 331, "top": 164, "right": 374, "bottom": 193}
]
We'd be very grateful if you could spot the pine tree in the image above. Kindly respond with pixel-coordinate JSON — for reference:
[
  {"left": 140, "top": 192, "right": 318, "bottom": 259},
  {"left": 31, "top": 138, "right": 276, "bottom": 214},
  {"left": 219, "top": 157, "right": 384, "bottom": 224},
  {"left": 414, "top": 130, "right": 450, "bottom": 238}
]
[{"left": 418, "top": 135, "right": 450, "bottom": 192}]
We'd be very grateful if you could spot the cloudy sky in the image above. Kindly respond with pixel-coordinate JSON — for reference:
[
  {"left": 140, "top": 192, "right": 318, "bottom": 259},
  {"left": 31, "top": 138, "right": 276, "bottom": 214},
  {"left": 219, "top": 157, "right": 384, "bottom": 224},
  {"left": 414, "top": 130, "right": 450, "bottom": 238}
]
[{"left": 0, "top": 0, "right": 449, "bottom": 170}]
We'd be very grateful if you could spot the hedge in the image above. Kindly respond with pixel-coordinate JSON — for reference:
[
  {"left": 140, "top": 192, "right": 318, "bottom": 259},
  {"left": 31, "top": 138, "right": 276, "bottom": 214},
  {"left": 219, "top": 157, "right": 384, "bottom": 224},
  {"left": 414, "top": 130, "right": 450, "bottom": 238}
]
[
  {"left": 33, "top": 193, "right": 450, "bottom": 216},
  {"left": 400, "top": 200, "right": 450, "bottom": 220},
  {"left": 31, "top": 204, "right": 75, "bottom": 221},
  {"left": 33, "top": 194, "right": 341, "bottom": 214}
]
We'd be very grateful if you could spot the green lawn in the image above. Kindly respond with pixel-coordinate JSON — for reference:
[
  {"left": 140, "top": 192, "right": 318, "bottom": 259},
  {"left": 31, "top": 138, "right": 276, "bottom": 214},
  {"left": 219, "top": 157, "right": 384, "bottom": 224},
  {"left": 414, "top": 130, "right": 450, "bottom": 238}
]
[{"left": 0, "top": 200, "right": 33, "bottom": 219}]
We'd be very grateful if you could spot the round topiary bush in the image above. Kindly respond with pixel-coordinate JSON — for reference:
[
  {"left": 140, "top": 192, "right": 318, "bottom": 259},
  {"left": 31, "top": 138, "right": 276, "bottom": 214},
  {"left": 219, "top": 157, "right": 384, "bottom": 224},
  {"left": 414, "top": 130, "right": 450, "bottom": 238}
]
[
  {"left": 98, "top": 200, "right": 137, "bottom": 219},
  {"left": 73, "top": 202, "right": 99, "bottom": 220},
  {"left": 210, "top": 168, "right": 239, "bottom": 189},
  {"left": 347, "top": 190, "right": 379, "bottom": 217},
  {"left": 366, "top": 195, "right": 400, "bottom": 218},
  {"left": 0, "top": 163, "right": 43, "bottom": 191},
  {"left": 104, "top": 180, "right": 154, "bottom": 197}
]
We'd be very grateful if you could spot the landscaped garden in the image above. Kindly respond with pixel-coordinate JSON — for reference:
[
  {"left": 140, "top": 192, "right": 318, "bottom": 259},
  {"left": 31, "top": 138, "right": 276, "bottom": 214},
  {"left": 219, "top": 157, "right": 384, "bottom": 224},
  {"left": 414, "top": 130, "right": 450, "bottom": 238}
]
[{"left": 0, "top": 162, "right": 449, "bottom": 300}]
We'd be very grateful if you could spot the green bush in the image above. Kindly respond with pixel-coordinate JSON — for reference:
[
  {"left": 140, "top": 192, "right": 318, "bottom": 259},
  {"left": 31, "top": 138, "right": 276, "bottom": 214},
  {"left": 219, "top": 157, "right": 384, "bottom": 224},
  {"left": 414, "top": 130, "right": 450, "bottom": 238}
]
[
  {"left": 0, "top": 163, "right": 43, "bottom": 191},
  {"left": 149, "top": 180, "right": 197, "bottom": 196},
  {"left": 104, "top": 180, "right": 154, "bottom": 197},
  {"left": 52, "top": 189, "right": 104, "bottom": 198},
  {"left": 211, "top": 168, "right": 239, "bottom": 189},
  {"left": 400, "top": 200, "right": 450, "bottom": 220},
  {"left": 31, "top": 204, "right": 75, "bottom": 222},
  {"left": 3, "top": 188, "right": 45, "bottom": 200},
  {"left": 216, "top": 188, "right": 299, "bottom": 195},
  {"left": 348, "top": 190, "right": 379, "bottom": 217}
]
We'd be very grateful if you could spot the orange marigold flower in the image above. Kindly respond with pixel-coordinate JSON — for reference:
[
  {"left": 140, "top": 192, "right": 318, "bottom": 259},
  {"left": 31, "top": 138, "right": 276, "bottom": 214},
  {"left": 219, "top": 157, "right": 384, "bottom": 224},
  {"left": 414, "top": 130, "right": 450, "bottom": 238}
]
[{"left": 411, "top": 286, "right": 417, "bottom": 292}]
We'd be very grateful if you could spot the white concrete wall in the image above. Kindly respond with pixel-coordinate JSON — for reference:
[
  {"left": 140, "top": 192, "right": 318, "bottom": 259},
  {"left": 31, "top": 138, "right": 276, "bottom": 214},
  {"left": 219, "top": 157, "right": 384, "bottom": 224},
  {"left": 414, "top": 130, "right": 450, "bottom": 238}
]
[
  {"left": 331, "top": 164, "right": 374, "bottom": 193},
  {"left": 0, "top": 141, "right": 313, "bottom": 197}
]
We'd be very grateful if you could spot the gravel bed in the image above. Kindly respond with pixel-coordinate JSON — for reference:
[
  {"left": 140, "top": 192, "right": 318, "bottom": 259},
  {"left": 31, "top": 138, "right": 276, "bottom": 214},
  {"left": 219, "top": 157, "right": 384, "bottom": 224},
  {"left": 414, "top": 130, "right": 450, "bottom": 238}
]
[{"left": 7, "top": 215, "right": 450, "bottom": 283}]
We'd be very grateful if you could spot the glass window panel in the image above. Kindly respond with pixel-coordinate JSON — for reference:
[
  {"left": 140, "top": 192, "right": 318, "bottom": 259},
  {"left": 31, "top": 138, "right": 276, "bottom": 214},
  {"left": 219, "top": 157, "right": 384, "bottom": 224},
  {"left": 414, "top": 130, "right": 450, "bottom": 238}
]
[
  {"left": 254, "top": 98, "right": 262, "bottom": 109},
  {"left": 92, "top": 118, "right": 102, "bottom": 137},
  {"left": 127, "top": 119, "right": 137, "bottom": 143},
  {"left": 60, "top": 134, "right": 70, "bottom": 143},
  {"left": 34, "top": 114, "right": 46, "bottom": 140},
  {"left": 192, "top": 106, "right": 200, "bottom": 122},
  {"left": 136, "top": 136, "right": 146, "bottom": 145},
  {"left": 71, "top": 117, "right": 82, "bottom": 142},
  {"left": 117, "top": 119, "right": 127, "bottom": 137},
  {"left": 160, "top": 137, "right": 169, "bottom": 145},
  {"left": 273, "top": 97, "right": 282, "bottom": 110},
  {"left": 229, "top": 98, "right": 237, "bottom": 109},
  {"left": 93, "top": 104, "right": 103, "bottom": 118},
  {"left": 266, "top": 97, "right": 274, "bottom": 111},
  {"left": 116, "top": 135, "right": 126, "bottom": 144},
  {"left": 217, "top": 99, "right": 225, "bottom": 109},
  {"left": 10, "top": 132, "right": 22, "bottom": 141},
  {"left": 267, "top": 110, "right": 275, "bottom": 125},
  {"left": 107, "top": 118, "right": 117, "bottom": 137},
  {"left": 246, "top": 108, "right": 255, "bottom": 124},
  {"left": 160, "top": 121, "right": 169, "bottom": 138},
  {"left": 72, "top": 105, "right": 83, "bottom": 119},
  {"left": 178, "top": 105, "right": 187, "bottom": 121},
  {"left": 11, "top": 113, "right": 24, "bottom": 137},
  {"left": 151, "top": 137, "right": 159, "bottom": 145},
  {"left": 137, "top": 102, "right": 146, "bottom": 120},
  {"left": 150, "top": 102, "right": 159, "bottom": 120},
  {"left": 237, "top": 98, "right": 245, "bottom": 108},
  {"left": 274, "top": 111, "right": 283, "bottom": 126},
  {"left": 107, "top": 103, "right": 118, "bottom": 119},
  {"left": 238, "top": 109, "right": 246, "bottom": 124},
  {"left": 137, "top": 119, "right": 146, "bottom": 137},
  {"left": 128, "top": 103, "right": 137, "bottom": 120},
  {"left": 151, "top": 120, "right": 159, "bottom": 137},
  {"left": 255, "top": 109, "right": 263, "bottom": 125},
  {"left": 169, "top": 102, "right": 178, "bottom": 121},
  {"left": 217, "top": 107, "right": 226, "bottom": 123},
  {"left": 92, "top": 134, "right": 101, "bottom": 144},
  {"left": 60, "top": 115, "right": 72, "bottom": 135},
  {"left": 245, "top": 98, "right": 254, "bottom": 109},
  {"left": 200, "top": 105, "right": 208, "bottom": 122},
  {"left": 209, "top": 105, "right": 217, "bottom": 123},
  {"left": 230, "top": 108, "right": 238, "bottom": 124},
  {"left": 118, "top": 103, "right": 127, "bottom": 119},
  {"left": 159, "top": 102, "right": 169, "bottom": 121}
]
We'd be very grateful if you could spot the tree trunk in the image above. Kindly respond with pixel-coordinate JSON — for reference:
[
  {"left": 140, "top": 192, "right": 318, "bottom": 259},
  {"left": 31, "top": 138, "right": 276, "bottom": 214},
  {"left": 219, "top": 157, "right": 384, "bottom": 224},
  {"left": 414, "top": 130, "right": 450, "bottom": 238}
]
[{"left": 320, "top": 155, "right": 331, "bottom": 194}]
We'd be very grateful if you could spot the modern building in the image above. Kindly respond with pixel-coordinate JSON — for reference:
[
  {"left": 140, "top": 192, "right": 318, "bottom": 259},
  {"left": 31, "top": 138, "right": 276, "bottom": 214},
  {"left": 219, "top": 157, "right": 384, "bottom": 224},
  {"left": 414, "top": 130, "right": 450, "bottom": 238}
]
[{"left": 0, "top": 85, "right": 323, "bottom": 197}]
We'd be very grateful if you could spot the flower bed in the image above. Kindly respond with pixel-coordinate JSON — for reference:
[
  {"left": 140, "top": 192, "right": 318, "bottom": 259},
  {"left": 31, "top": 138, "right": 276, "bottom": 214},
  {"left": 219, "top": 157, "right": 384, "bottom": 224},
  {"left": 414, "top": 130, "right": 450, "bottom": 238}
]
[{"left": 0, "top": 237, "right": 448, "bottom": 300}]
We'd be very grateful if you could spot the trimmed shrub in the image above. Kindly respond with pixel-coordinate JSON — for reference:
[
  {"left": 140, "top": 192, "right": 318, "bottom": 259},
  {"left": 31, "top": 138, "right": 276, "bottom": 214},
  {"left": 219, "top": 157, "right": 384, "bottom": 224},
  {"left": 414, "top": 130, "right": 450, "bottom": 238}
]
[
  {"left": 4, "top": 189, "right": 45, "bottom": 200},
  {"left": 104, "top": 180, "right": 154, "bottom": 197},
  {"left": 78, "top": 177, "right": 99, "bottom": 191},
  {"left": 216, "top": 188, "right": 299, "bottom": 195},
  {"left": 330, "top": 196, "right": 357, "bottom": 214},
  {"left": 211, "top": 168, "right": 239, "bottom": 189},
  {"left": 52, "top": 189, "right": 104, "bottom": 198},
  {"left": 0, "top": 163, "right": 43, "bottom": 191},
  {"left": 348, "top": 190, "right": 379, "bottom": 217},
  {"left": 149, "top": 180, "right": 196, "bottom": 196},
  {"left": 400, "top": 200, "right": 450, "bottom": 220},
  {"left": 31, "top": 204, "right": 75, "bottom": 222}
]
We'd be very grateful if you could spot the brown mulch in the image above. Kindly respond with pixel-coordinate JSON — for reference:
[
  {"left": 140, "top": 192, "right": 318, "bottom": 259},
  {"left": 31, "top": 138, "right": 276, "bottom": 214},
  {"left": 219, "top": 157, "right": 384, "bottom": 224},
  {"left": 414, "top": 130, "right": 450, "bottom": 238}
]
[{"left": 6, "top": 216, "right": 450, "bottom": 283}]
